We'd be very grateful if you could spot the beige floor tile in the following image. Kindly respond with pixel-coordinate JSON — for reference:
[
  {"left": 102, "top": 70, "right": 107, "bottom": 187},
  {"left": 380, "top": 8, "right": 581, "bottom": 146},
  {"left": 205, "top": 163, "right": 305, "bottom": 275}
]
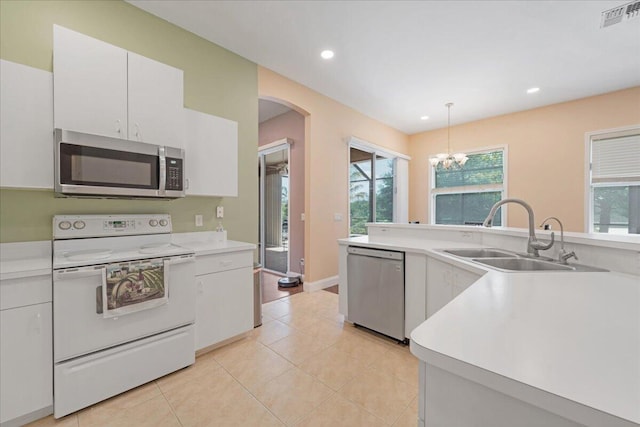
[
  {"left": 294, "top": 393, "right": 386, "bottom": 427},
  {"left": 298, "top": 346, "right": 370, "bottom": 391},
  {"left": 278, "top": 312, "right": 324, "bottom": 331},
  {"left": 329, "top": 329, "right": 392, "bottom": 366},
  {"left": 338, "top": 368, "right": 417, "bottom": 425},
  {"left": 163, "top": 367, "right": 250, "bottom": 426},
  {"left": 253, "top": 368, "right": 334, "bottom": 426},
  {"left": 280, "top": 291, "right": 315, "bottom": 305},
  {"left": 263, "top": 300, "right": 293, "bottom": 319},
  {"left": 78, "top": 394, "right": 179, "bottom": 427},
  {"left": 156, "top": 356, "right": 222, "bottom": 394},
  {"left": 75, "top": 381, "right": 163, "bottom": 426},
  {"left": 268, "top": 331, "right": 330, "bottom": 365},
  {"left": 249, "top": 318, "right": 297, "bottom": 345},
  {"left": 314, "top": 304, "right": 345, "bottom": 324},
  {"left": 392, "top": 396, "right": 419, "bottom": 427},
  {"left": 369, "top": 346, "right": 420, "bottom": 390},
  {"left": 210, "top": 336, "right": 265, "bottom": 366},
  {"left": 217, "top": 341, "right": 295, "bottom": 392},
  {"left": 25, "top": 414, "right": 78, "bottom": 427}
]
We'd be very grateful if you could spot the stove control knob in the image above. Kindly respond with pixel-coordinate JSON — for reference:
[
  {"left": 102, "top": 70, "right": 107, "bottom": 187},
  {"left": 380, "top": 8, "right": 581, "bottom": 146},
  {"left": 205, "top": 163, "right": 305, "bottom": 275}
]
[
  {"left": 149, "top": 219, "right": 158, "bottom": 227},
  {"left": 73, "top": 221, "right": 86, "bottom": 230},
  {"left": 58, "top": 221, "right": 72, "bottom": 230},
  {"left": 159, "top": 219, "right": 168, "bottom": 227}
]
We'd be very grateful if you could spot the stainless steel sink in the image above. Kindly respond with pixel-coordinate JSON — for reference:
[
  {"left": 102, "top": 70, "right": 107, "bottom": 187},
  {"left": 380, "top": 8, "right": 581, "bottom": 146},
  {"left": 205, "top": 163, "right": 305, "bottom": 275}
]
[
  {"left": 441, "top": 247, "right": 609, "bottom": 273},
  {"left": 443, "top": 248, "right": 517, "bottom": 258},
  {"left": 472, "top": 258, "right": 575, "bottom": 272}
]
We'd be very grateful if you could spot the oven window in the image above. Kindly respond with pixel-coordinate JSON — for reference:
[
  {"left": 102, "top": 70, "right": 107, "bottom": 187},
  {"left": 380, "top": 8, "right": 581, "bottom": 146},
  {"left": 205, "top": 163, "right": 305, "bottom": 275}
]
[{"left": 60, "top": 143, "right": 159, "bottom": 189}]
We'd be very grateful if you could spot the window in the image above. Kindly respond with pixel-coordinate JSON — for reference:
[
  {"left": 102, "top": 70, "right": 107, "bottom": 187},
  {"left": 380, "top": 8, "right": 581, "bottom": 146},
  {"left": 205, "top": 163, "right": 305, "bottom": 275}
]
[
  {"left": 431, "top": 148, "right": 506, "bottom": 225},
  {"left": 587, "top": 127, "right": 640, "bottom": 235},
  {"left": 350, "top": 148, "right": 395, "bottom": 235}
]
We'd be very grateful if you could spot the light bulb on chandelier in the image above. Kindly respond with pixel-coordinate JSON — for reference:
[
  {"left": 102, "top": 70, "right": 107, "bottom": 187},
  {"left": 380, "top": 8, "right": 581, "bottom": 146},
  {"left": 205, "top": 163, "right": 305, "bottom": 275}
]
[{"left": 429, "top": 103, "right": 468, "bottom": 169}]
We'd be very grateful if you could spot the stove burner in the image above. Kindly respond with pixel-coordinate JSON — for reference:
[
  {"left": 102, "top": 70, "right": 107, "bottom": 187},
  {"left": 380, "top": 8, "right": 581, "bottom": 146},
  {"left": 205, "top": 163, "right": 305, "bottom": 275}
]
[{"left": 64, "top": 249, "right": 113, "bottom": 261}]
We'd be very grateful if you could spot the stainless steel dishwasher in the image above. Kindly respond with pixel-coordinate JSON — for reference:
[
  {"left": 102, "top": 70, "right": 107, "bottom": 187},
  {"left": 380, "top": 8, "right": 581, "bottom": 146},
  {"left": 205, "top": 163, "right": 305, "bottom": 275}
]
[{"left": 347, "top": 246, "right": 405, "bottom": 342}]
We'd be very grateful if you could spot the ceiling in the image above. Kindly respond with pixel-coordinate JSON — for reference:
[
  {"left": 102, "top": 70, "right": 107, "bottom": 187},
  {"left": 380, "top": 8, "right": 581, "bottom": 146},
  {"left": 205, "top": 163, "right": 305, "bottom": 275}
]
[{"left": 128, "top": 1, "right": 640, "bottom": 134}]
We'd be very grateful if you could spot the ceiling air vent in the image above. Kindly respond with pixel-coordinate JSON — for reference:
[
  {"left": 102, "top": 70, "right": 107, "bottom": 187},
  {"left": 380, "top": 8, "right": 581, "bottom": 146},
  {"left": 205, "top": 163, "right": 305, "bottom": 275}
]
[{"left": 601, "top": 1, "right": 640, "bottom": 27}]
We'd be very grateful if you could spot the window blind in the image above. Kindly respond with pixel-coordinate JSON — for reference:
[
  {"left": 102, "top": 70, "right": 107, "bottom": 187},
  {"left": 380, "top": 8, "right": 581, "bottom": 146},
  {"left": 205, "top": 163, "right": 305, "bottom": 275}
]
[{"left": 592, "top": 134, "right": 640, "bottom": 183}]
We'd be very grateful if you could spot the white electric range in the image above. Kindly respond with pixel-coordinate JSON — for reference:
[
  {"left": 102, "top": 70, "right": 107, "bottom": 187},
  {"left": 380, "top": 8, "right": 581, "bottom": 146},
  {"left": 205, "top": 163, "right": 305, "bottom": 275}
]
[{"left": 52, "top": 214, "right": 196, "bottom": 418}]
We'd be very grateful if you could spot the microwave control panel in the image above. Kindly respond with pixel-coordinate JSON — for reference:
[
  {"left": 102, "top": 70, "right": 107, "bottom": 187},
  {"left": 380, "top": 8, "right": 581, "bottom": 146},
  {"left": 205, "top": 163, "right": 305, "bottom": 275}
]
[{"left": 165, "top": 157, "right": 184, "bottom": 191}]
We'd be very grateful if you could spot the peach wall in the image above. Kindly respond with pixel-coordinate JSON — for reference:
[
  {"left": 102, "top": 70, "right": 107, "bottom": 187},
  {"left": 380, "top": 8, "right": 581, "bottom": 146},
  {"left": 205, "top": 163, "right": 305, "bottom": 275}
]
[
  {"left": 259, "top": 67, "right": 410, "bottom": 282},
  {"left": 259, "top": 110, "right": 305, "bottom": 275},
  {"left": 409, "top": 87, "right": 640, "bottom": 232}
]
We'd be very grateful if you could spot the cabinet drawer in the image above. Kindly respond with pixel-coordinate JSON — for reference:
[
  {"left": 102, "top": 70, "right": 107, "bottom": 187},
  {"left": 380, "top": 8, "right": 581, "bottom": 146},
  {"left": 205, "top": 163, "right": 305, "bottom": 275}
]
[
  {"left": 195, "top": 251, "right": 252, "bottom": 276},
  {"left": 0, "top": 274, "right": 52, "bottom": 311}
]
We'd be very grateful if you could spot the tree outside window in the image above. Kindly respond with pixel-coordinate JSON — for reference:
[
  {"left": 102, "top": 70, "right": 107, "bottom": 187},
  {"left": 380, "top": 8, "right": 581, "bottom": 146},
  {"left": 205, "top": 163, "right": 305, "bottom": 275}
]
[
  {"left": 349, "top": 148, "right": 395, "bottom": 235},
  {"left": 432, "top": 149, "right": 505, "bottom": 225}
]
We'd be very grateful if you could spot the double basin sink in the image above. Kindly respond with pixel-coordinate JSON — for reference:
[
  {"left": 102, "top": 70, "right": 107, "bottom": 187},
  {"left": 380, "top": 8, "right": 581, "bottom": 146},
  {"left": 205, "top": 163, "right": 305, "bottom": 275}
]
[{"left": 442, "top": 248, "right": 608, "bottom": 273}]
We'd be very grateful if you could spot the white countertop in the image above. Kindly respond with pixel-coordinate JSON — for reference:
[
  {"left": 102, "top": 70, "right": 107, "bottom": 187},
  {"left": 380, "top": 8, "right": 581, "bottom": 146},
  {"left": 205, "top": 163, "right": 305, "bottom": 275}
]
[
  {"left": 171, "top": 232, "right": 256, "bottom": 256},
  {"left": 340, "top": 234, "right": 640, "bottom": 426},
  {"left": 0, "top": 241, "right": 52, "bottom": 280}
]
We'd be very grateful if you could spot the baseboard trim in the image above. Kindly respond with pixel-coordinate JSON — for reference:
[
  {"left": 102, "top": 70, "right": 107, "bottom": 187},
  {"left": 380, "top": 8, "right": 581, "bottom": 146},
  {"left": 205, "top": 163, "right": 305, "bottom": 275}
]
[{"left": 303, "top": 275, "right": 338, "bottom": 292}]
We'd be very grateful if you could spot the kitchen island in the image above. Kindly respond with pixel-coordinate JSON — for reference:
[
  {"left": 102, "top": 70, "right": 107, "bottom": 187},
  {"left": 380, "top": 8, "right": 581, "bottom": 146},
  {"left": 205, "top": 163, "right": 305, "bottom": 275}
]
[{"left": 338, "top": 224, "right": 640, "bottom": 427}]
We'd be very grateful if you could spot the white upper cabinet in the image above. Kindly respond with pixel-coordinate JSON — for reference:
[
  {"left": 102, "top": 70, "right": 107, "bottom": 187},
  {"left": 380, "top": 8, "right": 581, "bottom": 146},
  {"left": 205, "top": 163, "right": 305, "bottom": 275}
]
[
  {"left": 53, "top": 25, "right": 184, "bottom": 148},
  {"left": 53, "top": 25, "right": 128, "bottom": 139},
  {"left": 127, "top": 52, "right": 184, "bottom": 148},
  {"left": 0, "top": 60, "right": 54, "bottom": 189},
  {"left": 184, "top": 108, "right": 238, "bottom": 197}
]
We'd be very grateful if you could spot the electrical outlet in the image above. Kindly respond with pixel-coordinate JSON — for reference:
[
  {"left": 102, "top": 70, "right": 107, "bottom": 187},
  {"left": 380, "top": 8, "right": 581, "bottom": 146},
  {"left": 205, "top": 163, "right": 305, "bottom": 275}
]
[
  {"left": 301, "top": 213, "right": 305, "bottom": 221},
  {"left": 216, "top": 206, "right": 224, "bottom": 218},
  {"left": 334, "top": 213, "right": 343, "bottom": 221},
  {"left": 195, "top": 215, "right": 203, "bottom": 227}
]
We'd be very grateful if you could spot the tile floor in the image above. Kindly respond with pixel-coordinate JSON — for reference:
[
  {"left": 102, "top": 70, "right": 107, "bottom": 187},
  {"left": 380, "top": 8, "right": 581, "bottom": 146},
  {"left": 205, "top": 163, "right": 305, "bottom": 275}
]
[{"left": 28, "top": 290, "right": 419, "bottom": 427}]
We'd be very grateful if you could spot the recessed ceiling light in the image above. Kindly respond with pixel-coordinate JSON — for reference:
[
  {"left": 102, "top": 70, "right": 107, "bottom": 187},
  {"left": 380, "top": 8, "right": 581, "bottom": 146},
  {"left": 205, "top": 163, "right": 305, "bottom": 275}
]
[
  {"left": 320, "top": 50, "right": 334, "bottom": 59},
  {"left": 527, "top": 87, "right": 540, "bottom": 94},
  {"left": 420, "top": 116, "right": 429, "bottom": 120}
]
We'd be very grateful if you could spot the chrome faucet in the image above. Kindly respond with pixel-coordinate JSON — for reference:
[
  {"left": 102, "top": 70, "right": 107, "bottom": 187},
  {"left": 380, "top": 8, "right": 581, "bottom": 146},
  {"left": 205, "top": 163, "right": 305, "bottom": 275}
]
[
  {"left": 483, "top": 198, "right": 554, "bottom": 257},
  {"left": 539, "top": 216, "right": 578, "bottom": 264}
]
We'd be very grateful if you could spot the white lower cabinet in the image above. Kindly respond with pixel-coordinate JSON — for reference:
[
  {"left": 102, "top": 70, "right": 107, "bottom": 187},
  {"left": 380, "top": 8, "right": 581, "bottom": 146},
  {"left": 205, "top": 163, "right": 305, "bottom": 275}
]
[
  {"left": 195, "top": 251, "right": 253, "bottom": 350},
  {"left": 426, "top": 257, "right": 484, "bottom": 318},
  {"left": 0, "top": 302, "right": 52, "bottom": 426}
]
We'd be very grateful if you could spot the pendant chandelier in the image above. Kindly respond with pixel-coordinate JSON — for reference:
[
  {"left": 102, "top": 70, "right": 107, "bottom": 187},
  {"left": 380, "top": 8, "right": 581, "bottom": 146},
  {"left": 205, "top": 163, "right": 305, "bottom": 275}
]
[{"left": 429, "top": 103, "right": 468, "bottom": 169}]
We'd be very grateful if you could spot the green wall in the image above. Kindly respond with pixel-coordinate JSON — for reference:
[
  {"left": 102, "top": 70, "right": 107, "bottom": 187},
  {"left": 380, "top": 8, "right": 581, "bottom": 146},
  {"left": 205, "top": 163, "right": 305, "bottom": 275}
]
[{"left": 0, "top": 0, "right": 258, "bottom": 244}]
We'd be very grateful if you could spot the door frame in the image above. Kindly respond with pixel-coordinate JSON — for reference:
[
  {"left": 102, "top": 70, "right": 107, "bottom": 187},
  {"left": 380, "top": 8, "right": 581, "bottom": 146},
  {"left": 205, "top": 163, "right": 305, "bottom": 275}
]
[{"left": 259, "top": 138, "right": 292, "bottom": 274}]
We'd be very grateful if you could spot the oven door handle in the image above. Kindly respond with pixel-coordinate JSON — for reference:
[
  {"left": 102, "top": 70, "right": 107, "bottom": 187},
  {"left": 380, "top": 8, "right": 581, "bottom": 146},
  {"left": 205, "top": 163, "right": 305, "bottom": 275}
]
[{"left": 54, "top": 266, "right": 106, "bottom": 280}]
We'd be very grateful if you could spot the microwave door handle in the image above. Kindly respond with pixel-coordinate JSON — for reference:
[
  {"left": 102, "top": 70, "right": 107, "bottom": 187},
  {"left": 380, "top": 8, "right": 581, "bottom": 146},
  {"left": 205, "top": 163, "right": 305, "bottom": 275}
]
[{"left": 159, "top": 146, "right": 166, "bottom": 196}]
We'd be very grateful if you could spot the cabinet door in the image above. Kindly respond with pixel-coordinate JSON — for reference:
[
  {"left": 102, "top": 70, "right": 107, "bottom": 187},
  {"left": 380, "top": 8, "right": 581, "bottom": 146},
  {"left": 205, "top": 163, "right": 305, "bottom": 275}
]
[
  {"left": 53, "top": 25, "right": 127, "bottom": 138},
  {"left": 195, "top": 267, "right": 252, "bottom": 350},
  {"left": 0, "top": 60, "right": 54, "bottom": 189},
  {"left": 184, "top": 108, "right": 238, "bottom": 196},
  {"left": 405, "top": 253, "right": 427, "bottom": 336},
  {"left": 128, "top": 52, "right": 184, "bottom": 148},
  {"left": 452, "top": 267, "right": 483, "bottom": 298},
  {"left": 426, "top": 257, "right": 452, "bottom": 318},
  {"left": 0, "top": 303, "right": 53, "bottom": 424}
]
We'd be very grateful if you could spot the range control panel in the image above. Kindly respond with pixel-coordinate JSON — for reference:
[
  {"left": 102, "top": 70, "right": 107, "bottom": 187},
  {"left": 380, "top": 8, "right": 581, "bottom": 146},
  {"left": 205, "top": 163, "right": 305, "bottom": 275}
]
[{"left": 53, "top": 214, "right": 172, "bottom": 239}]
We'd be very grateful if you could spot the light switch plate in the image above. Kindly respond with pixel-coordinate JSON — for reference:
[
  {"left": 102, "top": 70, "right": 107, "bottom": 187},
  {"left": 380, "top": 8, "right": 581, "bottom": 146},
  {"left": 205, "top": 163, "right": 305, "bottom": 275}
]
[
  {"left": 195, "top": 214, "right": 203, "bottom": 227},
  {"left": 216, "top": 206, "right": 224, "bottom": 218}
]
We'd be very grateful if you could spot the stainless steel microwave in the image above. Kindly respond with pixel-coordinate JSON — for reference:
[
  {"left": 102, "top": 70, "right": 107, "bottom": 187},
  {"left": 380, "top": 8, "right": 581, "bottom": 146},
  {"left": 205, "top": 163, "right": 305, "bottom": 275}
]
[{"left": 54, "top": 129, "right": 185, "bottom": 199}]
